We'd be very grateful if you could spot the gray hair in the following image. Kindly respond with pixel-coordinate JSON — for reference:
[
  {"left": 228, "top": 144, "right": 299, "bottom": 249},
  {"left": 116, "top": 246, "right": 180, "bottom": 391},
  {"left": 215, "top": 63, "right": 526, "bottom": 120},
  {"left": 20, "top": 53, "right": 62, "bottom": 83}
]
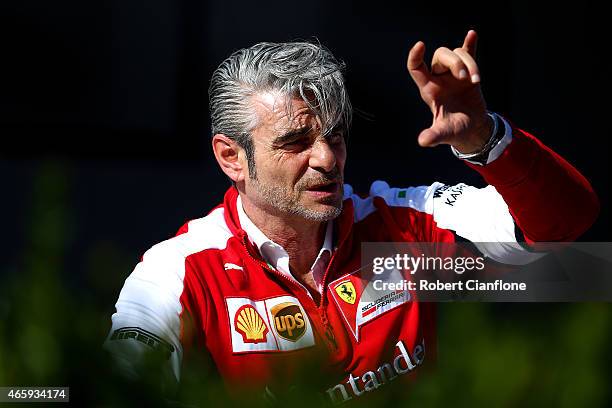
[{"left": 208, "top": 41, "right": 352, "bottom": 177}]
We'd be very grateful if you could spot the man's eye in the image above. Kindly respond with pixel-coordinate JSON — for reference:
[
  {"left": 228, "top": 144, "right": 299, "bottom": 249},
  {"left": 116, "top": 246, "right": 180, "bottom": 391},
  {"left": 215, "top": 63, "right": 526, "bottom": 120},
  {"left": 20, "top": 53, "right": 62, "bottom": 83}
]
[{"left": 283, "top": 139, "right": 308, "bottom": 149}]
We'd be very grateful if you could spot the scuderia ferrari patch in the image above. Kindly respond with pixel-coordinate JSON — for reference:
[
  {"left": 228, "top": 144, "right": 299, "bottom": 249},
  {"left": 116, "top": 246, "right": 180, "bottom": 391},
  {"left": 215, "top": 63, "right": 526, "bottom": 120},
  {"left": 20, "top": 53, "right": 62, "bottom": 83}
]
[
  {"left": 335, "top": 281, "right": 356, "bottom": 304},
  {"left": 226, "top": 296, "right": 315, "bottom": 353},
  {"left": 330, "top": 267, "right": 411, "bottom": 341}
]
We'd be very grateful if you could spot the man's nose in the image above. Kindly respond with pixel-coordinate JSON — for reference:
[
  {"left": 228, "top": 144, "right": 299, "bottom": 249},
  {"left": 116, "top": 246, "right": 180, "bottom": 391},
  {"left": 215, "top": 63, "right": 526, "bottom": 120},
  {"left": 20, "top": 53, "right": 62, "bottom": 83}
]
[{"left": 309, "top": 138, "right": 337, "bottom": 172}]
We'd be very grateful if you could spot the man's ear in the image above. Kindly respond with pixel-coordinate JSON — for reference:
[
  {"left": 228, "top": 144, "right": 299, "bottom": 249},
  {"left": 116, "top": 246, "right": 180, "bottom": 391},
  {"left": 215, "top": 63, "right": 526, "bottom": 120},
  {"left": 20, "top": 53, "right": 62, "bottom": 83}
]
[{"left": 212, "top": 134, "right": 246, "bottom": 182}]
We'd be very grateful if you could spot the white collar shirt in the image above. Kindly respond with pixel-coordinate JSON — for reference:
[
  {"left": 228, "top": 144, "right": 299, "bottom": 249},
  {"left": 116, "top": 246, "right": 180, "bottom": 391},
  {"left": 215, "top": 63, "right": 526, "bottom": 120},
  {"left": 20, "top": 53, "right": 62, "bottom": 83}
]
[{"left": 236, "top": 195, "right": 333, "bottom": 294}]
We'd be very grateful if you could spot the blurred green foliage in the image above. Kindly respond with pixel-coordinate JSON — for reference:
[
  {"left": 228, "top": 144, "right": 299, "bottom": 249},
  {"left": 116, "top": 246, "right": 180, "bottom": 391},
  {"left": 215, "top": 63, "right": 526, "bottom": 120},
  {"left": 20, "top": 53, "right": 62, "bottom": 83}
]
[{"left": 1, "top": 161, "right": 611, "bottom": 407}]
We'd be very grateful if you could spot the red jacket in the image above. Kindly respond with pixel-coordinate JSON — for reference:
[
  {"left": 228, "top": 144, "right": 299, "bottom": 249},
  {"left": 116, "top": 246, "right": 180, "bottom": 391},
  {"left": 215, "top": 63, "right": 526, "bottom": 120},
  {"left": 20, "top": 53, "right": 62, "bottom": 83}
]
[{"left": 105, "top": 127, "right": 598, "bottom": 404}]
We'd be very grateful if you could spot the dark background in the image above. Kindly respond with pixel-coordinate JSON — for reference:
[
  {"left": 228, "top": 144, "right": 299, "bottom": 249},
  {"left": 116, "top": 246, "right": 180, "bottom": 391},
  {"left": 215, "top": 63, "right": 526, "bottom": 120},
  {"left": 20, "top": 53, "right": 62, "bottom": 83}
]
[{"left": 0, "top": 0, "right": 610, "bottom": 406}]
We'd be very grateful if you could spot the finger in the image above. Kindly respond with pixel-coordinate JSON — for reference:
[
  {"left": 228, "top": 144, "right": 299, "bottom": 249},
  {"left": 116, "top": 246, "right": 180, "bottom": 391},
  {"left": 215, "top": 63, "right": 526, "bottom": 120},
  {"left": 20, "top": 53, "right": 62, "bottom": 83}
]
[
  {"left": 407, "top": 41, "right": 431, "bottom": 89},
  {"left": 462, "top": 30, "right": 478, "bottom": 58},
  {"left": 453, "top": 47, "right": 481, "bottom": 84},
  {"left": 431, "top": 47, "right": 469, "bottom": 81}
]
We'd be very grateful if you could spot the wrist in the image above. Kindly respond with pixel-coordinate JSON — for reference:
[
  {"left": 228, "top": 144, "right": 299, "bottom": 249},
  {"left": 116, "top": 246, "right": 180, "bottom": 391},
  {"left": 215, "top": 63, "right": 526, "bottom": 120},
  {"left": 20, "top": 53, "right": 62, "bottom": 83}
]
[
  {"left": 451, "top": 112, "right": 504, "bottom": 165},
  {"left": 454, "top": 113, "right": 495, "bottom": 154}
]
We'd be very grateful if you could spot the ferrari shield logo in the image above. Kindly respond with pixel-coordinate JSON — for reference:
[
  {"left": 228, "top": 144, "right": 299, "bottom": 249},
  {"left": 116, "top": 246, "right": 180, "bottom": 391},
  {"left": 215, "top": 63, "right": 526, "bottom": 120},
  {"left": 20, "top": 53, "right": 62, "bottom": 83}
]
[{"left": 335, "top": 281, "right": 356, "bottom": 304}]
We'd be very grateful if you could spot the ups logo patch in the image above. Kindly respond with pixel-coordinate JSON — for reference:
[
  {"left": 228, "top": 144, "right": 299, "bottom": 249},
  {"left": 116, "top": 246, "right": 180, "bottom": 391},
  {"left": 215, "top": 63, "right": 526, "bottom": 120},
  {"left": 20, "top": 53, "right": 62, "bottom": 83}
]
[
  {"left": 226, "top": 295, "right": 315, "bottom": 353},
  {"left": 271, "top": 302, "right": 306, "bottom": 341}
]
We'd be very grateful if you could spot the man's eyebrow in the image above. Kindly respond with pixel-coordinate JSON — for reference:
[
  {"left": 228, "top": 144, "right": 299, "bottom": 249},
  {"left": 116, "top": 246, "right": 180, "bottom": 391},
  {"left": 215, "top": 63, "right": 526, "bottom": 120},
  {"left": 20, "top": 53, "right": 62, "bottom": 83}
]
[{"left": 272, "top": 126, "right": 312, "bottom": 144}]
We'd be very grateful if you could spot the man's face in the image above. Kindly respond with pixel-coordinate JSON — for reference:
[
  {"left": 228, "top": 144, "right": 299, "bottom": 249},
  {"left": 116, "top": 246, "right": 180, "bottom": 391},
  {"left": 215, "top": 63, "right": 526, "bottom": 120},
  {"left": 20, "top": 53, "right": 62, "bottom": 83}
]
[{"left": 242, "top": 91, "right": 347, "bottom": 222}]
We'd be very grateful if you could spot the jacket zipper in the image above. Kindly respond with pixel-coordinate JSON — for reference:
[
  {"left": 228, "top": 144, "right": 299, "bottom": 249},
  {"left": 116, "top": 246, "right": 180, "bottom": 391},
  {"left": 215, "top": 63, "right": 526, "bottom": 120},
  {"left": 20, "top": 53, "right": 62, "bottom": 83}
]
[
  {"left": 317, "top": 222, "right": 352, "bottom": 353},
  {"left": 241, "top": 235, "right": 338, "bottom": 351},
  {"left": 317, "top": 249, "right": 340, "bottom": 350}
]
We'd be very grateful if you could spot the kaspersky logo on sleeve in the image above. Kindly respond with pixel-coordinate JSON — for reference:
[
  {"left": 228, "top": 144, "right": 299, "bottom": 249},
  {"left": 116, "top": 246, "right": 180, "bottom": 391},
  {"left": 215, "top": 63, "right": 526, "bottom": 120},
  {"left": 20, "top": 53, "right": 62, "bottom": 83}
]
[{"left": 226, "top": 296, "right": 315, "bottom": 353}]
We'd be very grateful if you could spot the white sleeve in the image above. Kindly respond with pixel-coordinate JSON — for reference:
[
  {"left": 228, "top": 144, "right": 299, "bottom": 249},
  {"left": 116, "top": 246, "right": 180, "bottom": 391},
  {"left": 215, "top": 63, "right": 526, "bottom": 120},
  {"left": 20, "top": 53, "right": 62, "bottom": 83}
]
[
  {"left": 429, "top": 182, "right": 545, "bottom": 264},
  {"left": 104, "top": 241, "right": 188, "bottom": 384},
  {"left": 357, "top": 180, "right": 545, "bottom": 265}
]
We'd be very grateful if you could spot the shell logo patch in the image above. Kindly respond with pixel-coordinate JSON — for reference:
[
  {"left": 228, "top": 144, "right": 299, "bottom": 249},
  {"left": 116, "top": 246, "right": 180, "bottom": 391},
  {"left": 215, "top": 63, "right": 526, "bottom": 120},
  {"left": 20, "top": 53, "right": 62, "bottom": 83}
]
[
  {"left": 271, "top": 302, "right": 306, "bottom": 341},
  {"left": 226, "top": 296, "right": 315, "bottom": 353},
  {"left": 234, "top": 305, "right": 269, "bottom": 344},
  {"left": 334, "top": 281, "right": 356, "bottom": 304}
]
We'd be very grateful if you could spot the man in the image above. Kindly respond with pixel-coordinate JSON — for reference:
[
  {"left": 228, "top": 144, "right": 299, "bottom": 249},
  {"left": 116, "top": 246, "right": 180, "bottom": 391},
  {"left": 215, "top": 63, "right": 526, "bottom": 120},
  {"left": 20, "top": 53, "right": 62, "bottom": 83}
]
[{"left": 104, "top": 31, "right": 599, "bottom": 404}]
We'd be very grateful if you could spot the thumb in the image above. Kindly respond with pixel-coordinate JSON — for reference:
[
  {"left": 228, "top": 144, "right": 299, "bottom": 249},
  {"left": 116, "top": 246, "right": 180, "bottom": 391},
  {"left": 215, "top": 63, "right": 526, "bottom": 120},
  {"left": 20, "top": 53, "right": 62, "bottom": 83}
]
[{"left": 417, "top": 127, "right": 444, "bottom": 147}]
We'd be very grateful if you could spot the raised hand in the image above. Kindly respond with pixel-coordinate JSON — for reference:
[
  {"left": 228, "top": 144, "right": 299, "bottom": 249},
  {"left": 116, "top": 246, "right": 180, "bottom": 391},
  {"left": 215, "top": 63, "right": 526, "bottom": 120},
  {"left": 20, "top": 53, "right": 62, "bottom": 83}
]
[{"left": 407, "top": 30, "right": 493, "bottom": 154}]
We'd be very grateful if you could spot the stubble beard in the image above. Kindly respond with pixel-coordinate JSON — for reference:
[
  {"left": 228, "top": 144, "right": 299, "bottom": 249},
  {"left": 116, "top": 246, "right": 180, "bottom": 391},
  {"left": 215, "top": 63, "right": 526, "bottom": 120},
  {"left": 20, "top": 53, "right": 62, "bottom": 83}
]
[{"left": 250, "top": 172, "right": 344, "bottom": 222}]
